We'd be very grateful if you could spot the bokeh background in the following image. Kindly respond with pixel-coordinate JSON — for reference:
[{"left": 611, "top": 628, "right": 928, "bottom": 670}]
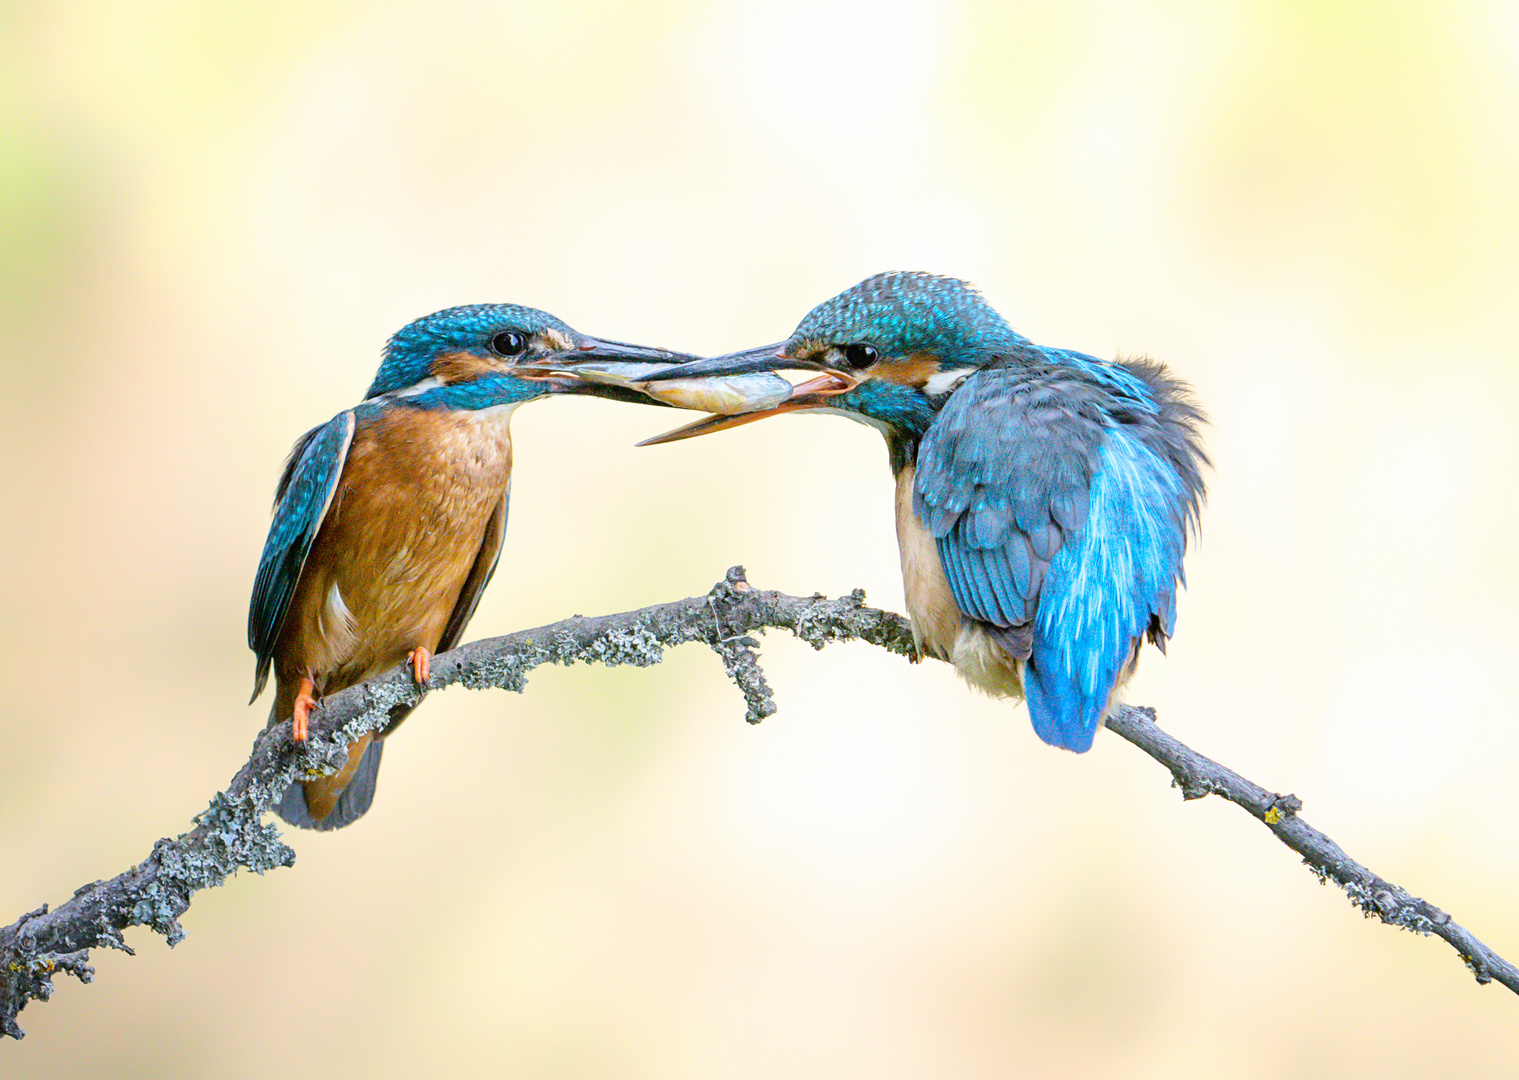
[{"left": 4, "top": 1, "right": 1518, "bottom": 1075}]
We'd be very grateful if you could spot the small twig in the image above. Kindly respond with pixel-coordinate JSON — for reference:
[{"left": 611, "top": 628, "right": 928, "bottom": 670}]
[
  {"left": 1105, "top": 704, "right": 1519, "bottom": 991},
  {"left": 1, "top": 566, "right": 1511, "bottom": 1040}
]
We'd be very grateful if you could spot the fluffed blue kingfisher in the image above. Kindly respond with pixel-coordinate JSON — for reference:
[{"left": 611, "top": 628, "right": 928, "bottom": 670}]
[
  {"left": 630, "top": 272, "right": 1208, "bottom": 753},
  {"left": 249, "top": 305, "right": 701, "bottom": 830}
]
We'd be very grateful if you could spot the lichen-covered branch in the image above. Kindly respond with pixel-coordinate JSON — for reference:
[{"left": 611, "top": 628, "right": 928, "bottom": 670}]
[
  {"left": 1104, "top": 704, "right": 1519, "bottom": 993},
  {"left": 0, "top": 567, "right": 912, "bottom": 1039},
  {"left": 1, "top": 566, "right": 1512, "bottom": 1040}
]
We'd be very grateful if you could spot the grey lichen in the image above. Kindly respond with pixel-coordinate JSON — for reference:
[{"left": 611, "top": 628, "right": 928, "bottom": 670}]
[
  {"left": 4, "top": 567, "right": 1517, "bottom": 1042},
  {"left": 708, "top": 632, "right": 777, "bottom": 724},
  {"left": 571, "top": 620, "right": 667, "bottom": 669},
  {"left": 789, "top": 609, "right": 843, "bottom": 650},
  {"left": 0, "top": 568, "right": 930, "bottom": 1039},
  {"left": 459, "top": 649, "right": 542, "bottom": 694}
]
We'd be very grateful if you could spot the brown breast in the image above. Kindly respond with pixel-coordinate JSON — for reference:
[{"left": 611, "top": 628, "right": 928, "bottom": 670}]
[{"left": 275, "top": 403, "right": 519, "bottom": 691}]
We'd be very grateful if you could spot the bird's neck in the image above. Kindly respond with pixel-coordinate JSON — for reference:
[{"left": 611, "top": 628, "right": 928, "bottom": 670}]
[
  {"left": 845, "top": 380, "right": 936, "bottom": 433},
  {"left": 836, "top": 380, "right": 937, "bottom": 474},
  {"left": 885, "top": 430, "right": 919, "bottom": 475}
]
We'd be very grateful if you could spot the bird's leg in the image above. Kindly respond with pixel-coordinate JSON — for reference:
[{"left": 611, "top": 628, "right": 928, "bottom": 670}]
[
  {"left": 291, "top": 676, "right": 317, "bottom": 743},
  {"left": 407, "top": 647, "right": 431, "bottom": 687}
]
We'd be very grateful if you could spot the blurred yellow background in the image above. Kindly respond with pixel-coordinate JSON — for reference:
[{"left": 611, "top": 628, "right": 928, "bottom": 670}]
[{"left": 3, "top": 0, "right": 1518, "bottom": 1075}]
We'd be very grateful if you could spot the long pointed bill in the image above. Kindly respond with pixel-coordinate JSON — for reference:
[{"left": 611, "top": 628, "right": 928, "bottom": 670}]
[
  {"left": 508, "top": 336, "right": 701, "bottom": 406},
  {"left": 510, "top": 336, "right": 699, "bottom": 382},
  {"left": 573, "top": 336, "right": 699, "bottom": 366},
  {"left": 633, "top": 342, "right": 799, "bottom": 382},
  {"left": 636, "top": 373, "right": 856, "bottom": 446},
  {"left": 515, "top": 338, "right": 797, "bottom": 415},
  {"left": 591, "top": 340, "right": 811, "bottom": 415}
]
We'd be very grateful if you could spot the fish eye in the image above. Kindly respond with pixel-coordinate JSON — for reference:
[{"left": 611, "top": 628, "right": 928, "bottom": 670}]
[
  {"left": 490, "top": 331, "right": 528, "bottom": 357},
  {"left": 842, "top": 343, "right": 879, "bottom": 369}
]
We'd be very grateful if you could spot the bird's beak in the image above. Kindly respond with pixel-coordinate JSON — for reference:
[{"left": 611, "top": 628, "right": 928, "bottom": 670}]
[
  {"left": 636, "top": 371, "right": 857, "bottom": 446},
  {"left": 572, "top": 336, "right": 697, "bottom": 366},
  {"left": 507, "top": 336, "right": 701, "bottom": 406},
  {"left": 514, "top": 338, "right": 797, "bottom": 416},
  {"left": 510, "top": 336, "right": 698, "bottom": 381},
  {"left": 632, "top": 342, "right": 805, "bottom": 382}
]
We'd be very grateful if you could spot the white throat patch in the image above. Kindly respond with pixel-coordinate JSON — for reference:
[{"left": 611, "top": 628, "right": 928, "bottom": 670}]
[{"left": 924, "top": 367, "right": 975, "bottom": 397}]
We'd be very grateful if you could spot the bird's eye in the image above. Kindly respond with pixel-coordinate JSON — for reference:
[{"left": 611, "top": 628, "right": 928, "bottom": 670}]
[
  {"left": 490, "top": 331, "right": 529, "bottom": 357},
  {"left": 842, "top": 343, "right": 879, "bottom": 369}
]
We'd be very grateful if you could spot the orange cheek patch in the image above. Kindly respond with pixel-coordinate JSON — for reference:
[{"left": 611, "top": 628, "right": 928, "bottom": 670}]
[
  {"left": 430, "top": 350, "right": 496, "bottom": 383},
  {"left": 874, "top": 352, "right": 940, "bottom": 388}
]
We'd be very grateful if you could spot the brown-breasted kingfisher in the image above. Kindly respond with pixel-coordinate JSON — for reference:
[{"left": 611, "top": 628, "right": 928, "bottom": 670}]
[{"left": 248, "top": 304, "right": 699, "bottom": 830}]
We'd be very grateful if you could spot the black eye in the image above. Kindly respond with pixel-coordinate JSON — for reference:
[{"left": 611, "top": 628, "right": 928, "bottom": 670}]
[
  {"left": 842, "top": 343, "right": 879, "bottom": 369},
  {"left": 490, "top": 331, "right": 528, "bottom": 357}
]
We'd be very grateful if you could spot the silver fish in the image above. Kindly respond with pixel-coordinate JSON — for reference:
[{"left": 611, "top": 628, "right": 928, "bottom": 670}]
[{"left": 561, "top": 362, "right": 793, "bottom": 415}]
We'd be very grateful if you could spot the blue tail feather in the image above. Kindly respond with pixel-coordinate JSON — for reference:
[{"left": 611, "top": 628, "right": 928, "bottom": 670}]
[
  {"left": 1023, "top": 642, "right": 1113, "bottom": 753},
  {"left": 274, "top": 738, "right": 384, "bottom": 831},
  {"left": 1021, "top": 428, "right": 1188, "bottom": 752}
]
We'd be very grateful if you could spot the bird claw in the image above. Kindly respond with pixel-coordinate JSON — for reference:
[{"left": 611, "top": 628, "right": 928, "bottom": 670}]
[
  {"left": 291, "top": 676, "right": 317, "bottom": 743},
  {"left": 408, "top": 647, "right": 431, "bottom": 687}
]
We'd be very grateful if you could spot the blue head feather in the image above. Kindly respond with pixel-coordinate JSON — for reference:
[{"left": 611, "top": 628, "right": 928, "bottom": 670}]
[
  {"left": 791, "top": 271, "right": 1027, "bottom": 362},
  {"left": 831, "top": 379, "right": 939, "bottom": 440},
  {"left": 785, "top": 273, "right": 1031, "bottom": 468},
  {"left": 367, "top": 304, "right": 576, "bottom": 398}
]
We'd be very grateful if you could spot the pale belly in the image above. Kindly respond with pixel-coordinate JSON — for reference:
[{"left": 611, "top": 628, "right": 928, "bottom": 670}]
[
  {"left": 895, "top": 466, "right": 1025, "bottom": 700},
  {"left": 895, "top": 466, "right": 961, "bottom": 661}
]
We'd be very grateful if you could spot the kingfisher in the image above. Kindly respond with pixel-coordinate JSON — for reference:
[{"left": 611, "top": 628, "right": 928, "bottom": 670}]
[
  {"left": 249, "top": 304, "right": 693, "bottom": 830},
  {"left": 630, "top": 272, "right": 1208, "bottom": 752}
]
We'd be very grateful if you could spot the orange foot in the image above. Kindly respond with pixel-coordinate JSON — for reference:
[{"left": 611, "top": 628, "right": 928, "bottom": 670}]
[
  {"left": 292, "top": 676, "right": 317, "bottom": 743},
  {"left": 407, "top": 647, "right": 432, "bottom": 687}
]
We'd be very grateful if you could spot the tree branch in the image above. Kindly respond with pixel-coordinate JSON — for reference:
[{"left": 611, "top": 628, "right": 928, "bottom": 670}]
[
  {"left": 1, "top": 567, "right": 1511, "bottom": 1039},
  {"left": 1103, "top": 705, "right": 1519, "bottom": 991}
]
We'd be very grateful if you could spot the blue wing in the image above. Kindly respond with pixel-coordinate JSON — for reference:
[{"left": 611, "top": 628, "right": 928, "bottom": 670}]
[
  {"left": 914, "top": 364, "right": 1105, "bottom": 633},
  {"left": 915, "top": 362, "right": 1195, "bottom": 752},
  {"left": 1021, "top": 428, "right": 1191, "bottom": 751},
  {"left": 248, "top": 410, "right": 356, "bottom": 701}
]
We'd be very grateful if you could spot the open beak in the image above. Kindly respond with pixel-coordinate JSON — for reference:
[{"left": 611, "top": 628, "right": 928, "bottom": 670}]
[
  {"left": 508, "top": 336, "right": 701, "bottom": 406},
  {"left": 515, "top": 338, "right": 797, "bottom": 416},
  {"left": 632, "top": 342, "right": 805, "bottom": 382},
  {"left": 510, "top": 335, "right": 698, "bottom": 380},
  {"left": 570, "top": 336, "right": 698, "bottom": 366},
  {"left": 636, "top": 371, "right": 857, "bottom": 446}
]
